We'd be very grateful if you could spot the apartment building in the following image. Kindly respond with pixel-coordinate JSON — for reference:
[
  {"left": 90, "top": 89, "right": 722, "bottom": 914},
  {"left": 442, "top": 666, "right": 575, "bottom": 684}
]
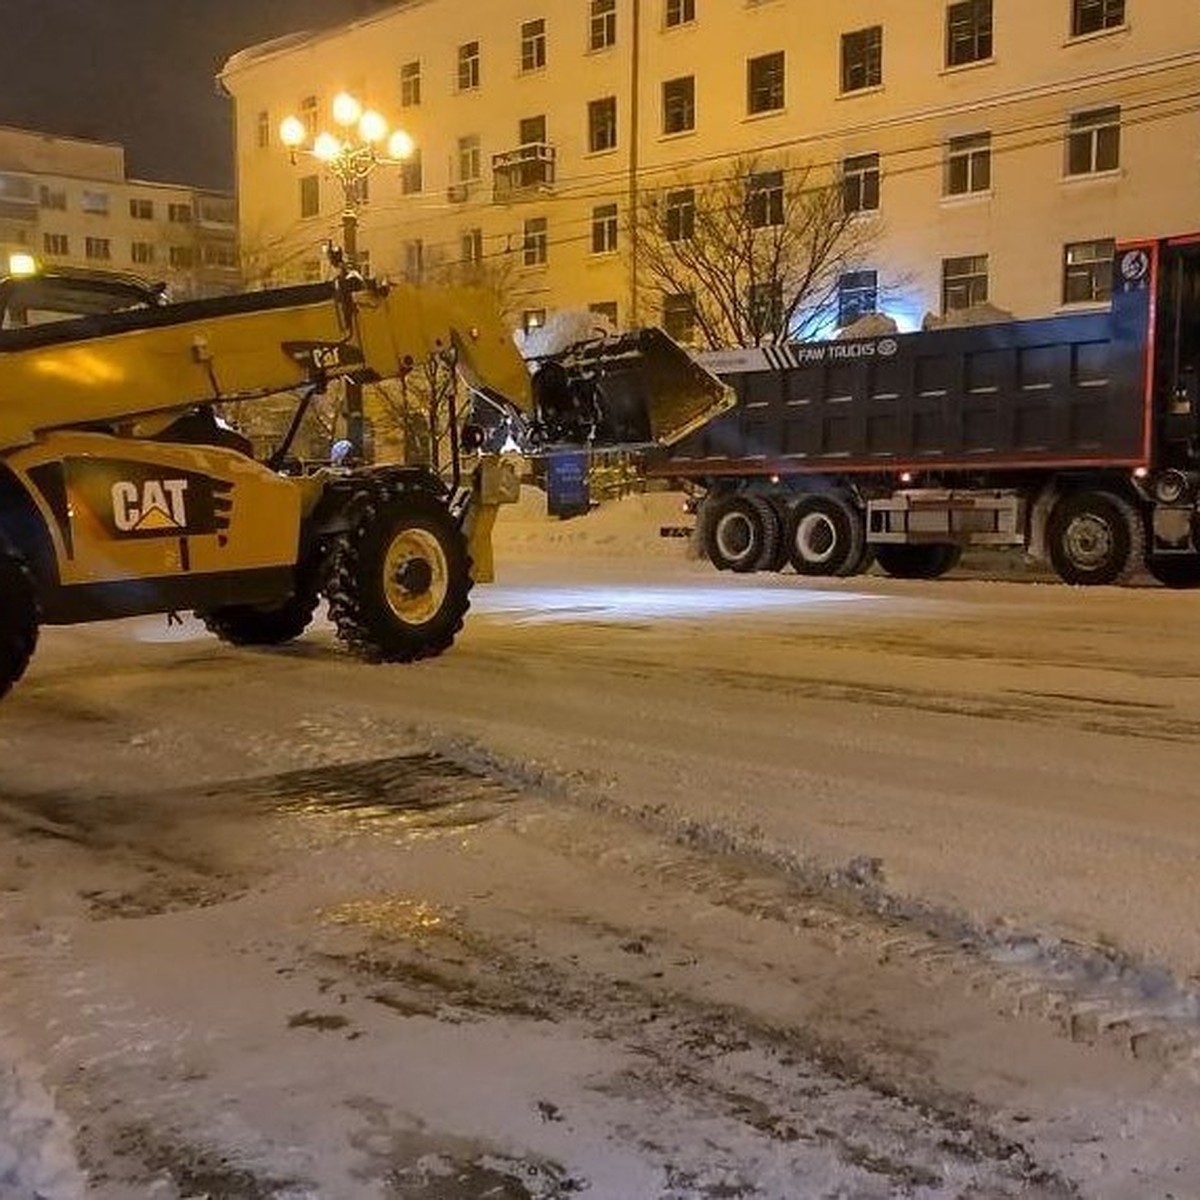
[
  {"left": 220, "top": 0, "right": 1200, "bottom": 342},
  {"left": 0, "top": 126, "right": 240, "bottom": 299}
]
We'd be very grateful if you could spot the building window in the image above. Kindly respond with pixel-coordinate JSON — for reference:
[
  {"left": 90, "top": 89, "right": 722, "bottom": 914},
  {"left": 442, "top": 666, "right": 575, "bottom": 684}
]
[
  {"left": 43, "top": 233, "right": 68, "bottom": 256},
  {"left": 38, "top": 185, "right": 66, "bottom": 210},
  {"left": 1063, "top": 238, "right": 1114, "bottom": 303},
  {"left": 85, "top": 237, "right": 111, "bottom": 261},
  {"left": 458, "top": 41, "right": 480, "bottom": 90},
  {"left": 129, "top": 198, "right": 154, "bottom": 220},
  {"left": 131, "top": 242, "right": 155, "bottom": 265},
  {"left": 404, "top": 239, "right": 424, "bottom": 283},
  {"left": 299, "top": 175, "right": 320, "bottom": 217},
  {"left": 203, "top": 244, "right": 237, "bottom": 268},
  {"left": 256, "top": 110, "right": 270, "bottom": 148},
  {"left": 747, "top": 51, "right": 785, "bottom": 115},
  {"left": 946, "top": 0, "right": 992, "bottom": 67},
  {"left": 1067, "top": 107, "right": 1120, "bottom": 175},
  {"left": 590, "top": 0, "right": 616, "bottom": 50},
  {"left": 462, "top": 227, "right": 484, "bottom": 264},
  {"left": 588, "top": 96, "right": 618, "bottom": 152},
  {"left": 942, "top": 254, "right": 988, "bottom": 312},
  {"left": 841, "top": 26, "right": 883, "bottom": 92},
  {"left": 592, "top": 203, "right": 618, "bottom": 253},
  {"left": 1072, "top": 0, "right": 1124, "bottom": 37},
  {"left": 748, "top": 280, "right": 782, "bottom": 338},
  {"left": 842, "top": 153, "right": 880, "bottom": 213},
  {"left": 458, "top": 135, "right": 481, "bottom": 182},
  {"left": 520, "top": 115, "right": 547, "bottom": 145},
  {"left": 590, "top": 301, "right": 618, "bottom": 326},
  {"left": 520, "top": 19, "right": 546, "bottom": 72},
  {"left": 168, "top": 203, "right": 192, "bottom": 223},
  {"left": 838, "top": 270, "right": 878, "bottom": 326},
  {"left": 81, "top": 190, "right": 109, "bottom": 215},
  {"left": 747, "top": 170, "right": 784, "bottom": 229},
  {"left": 401, "top": 61, "right": 421, "bottom": 107},
  {"left": 946, "top": 133, "right": 991, "bottom": 194},
  {"left": 662, "top": 76, "right": 695, "bottom": 135},
  {"left": 401, "top": 149, "right": 423, "bottom": 194},
  {"left": 301, "top": 95, "right": 318, "bottom": 138},
  {"left": 666, "top": 0, "right": 695, "bottom": 26},
  {"left": 662, "top": 292, "right": 696, "bottom": 344},
  {"left": 522, "top": 309, "right": 546, "bottom": 335},
  {"left": 665, "top": 187, "right": 695, "bottom": 241},
  {"left": 169, "top": 246, "right": 195, "bottom": 269},
  {"left": 523, "top": 216, "right": 548, "bottom": 265}
]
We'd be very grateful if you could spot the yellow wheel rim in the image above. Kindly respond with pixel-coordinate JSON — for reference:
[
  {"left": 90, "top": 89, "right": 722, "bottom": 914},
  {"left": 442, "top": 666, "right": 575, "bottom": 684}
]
[{"left": 382, "top": 527, "right": 449, "bottom": 625}]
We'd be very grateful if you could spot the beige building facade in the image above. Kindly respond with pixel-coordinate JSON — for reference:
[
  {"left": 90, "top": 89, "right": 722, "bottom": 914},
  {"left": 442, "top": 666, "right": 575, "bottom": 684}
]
[
  {"left": 220, "top": 0, "right": 1200, "bottom": 341},
  {"left": 0, "top": 126, "right": 240, "bottom": 299}
]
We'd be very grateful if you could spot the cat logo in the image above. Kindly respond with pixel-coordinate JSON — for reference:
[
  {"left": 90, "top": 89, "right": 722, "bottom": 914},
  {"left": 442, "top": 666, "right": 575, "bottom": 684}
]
[{"left": 111, "top": 478, "right": 189, "bottom": 533}]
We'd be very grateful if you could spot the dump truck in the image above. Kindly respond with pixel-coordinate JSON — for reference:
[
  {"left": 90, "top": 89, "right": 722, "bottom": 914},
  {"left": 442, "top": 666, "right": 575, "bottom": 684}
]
[
  {"left": 0, "top": 253, "right": 730, "bottom": 698},
  {"left": 648, "top": 232, "right": 1200, "bottom": 588}
]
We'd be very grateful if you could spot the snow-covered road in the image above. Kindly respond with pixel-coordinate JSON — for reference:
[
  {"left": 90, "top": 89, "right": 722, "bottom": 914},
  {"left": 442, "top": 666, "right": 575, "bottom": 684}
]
[{"left": 1, "top": 492, "right": 1199, "bottom": 1197}]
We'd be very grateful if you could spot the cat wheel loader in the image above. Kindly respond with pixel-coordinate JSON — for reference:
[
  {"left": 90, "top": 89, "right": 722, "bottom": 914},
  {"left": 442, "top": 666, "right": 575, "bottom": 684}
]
[{"left": 0, "top": 252, "right": 730, "bottom": 699}]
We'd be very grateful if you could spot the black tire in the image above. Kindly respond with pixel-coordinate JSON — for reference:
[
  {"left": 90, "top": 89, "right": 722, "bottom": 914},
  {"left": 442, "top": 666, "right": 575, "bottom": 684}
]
[
  {"left": 786, "top": 493, "right": 870, "bottom": 577},
  {"left": 875, "top": 543, "right": 963, "bottom": 580},
  {"left": 325, "top": 478, "right": 471, "bottom": 662},
  {"left": 748, "top": 496, "right": 784, "bottom": 572},
  {"left": 0, "top": 538, "right": 39, "bottom": 699},
  {"left": 199, "top": 589, "right": 320, "bottom": 647},
  {"left": 703, "top": 493, "right": 770, "bottom": 573},
  {"left": 762, "top": 496, "right": 792, "bottom": 572},
  {"left": 1046, "top": 490, "right": 1144, "bottom": 586},
  {"left": 1144, "top": 554, "right": 1200, "bottom": 589}
]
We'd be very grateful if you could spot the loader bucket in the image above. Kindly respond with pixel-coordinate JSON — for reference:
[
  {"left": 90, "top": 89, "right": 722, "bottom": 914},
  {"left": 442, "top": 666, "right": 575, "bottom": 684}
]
[{"left": 530, "top": 327, "right": 734, "bottom": 450}]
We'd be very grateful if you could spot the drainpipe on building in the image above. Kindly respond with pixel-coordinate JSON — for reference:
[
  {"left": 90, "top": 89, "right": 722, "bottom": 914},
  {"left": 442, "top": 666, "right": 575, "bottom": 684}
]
[{"left": 628, "top": 0, "right": 641, "bottom": 327}]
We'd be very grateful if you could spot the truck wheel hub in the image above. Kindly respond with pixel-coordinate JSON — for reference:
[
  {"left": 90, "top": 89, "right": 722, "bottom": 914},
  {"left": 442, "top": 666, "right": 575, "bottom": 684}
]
[
  {"left": 1064, "top": 515, "right": 1112, "bottom": 567},
  {"left": 715, "top": 513, "right": 753, "bottom": 560},
  {"left": 796, "top": 513, "right": 836, "bottom": 562}
]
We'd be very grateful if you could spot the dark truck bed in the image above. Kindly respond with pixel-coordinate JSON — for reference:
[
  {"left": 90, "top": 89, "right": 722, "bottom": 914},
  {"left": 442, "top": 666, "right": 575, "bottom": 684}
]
[{"left": 653, "top": 304, "right": 1153, "bottom": 479}]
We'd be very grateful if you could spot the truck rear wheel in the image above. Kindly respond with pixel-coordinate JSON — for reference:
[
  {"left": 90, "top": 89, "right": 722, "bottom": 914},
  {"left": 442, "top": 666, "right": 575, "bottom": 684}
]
[
  {"left": 875, "top": 543, "right": 963, "bottom": 580},
  {"left": 786, "top": 494, "right": 869, "bottom": 577},
  {"left": 0, "top": 538, "right": 38, "bottom": 699},
  {"left": 704, "top": 494, "right": 772, "bottom": 573},
  {"left": 1144, "top": 554, "right": 1200, "bottom": 589},
  {"left": 199, "top": 589, "right": 319, "bottom": 647},
  {"left": 326, "top": 479, "right": 471, "bottom": 662},
  {"left": 1046, "top": 490, "right": 1143, "bottom": 586}
]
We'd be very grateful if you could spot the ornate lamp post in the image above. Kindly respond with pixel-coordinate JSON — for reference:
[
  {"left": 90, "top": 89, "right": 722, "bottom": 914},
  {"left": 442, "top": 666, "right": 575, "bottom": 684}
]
[{"left": 279, "top": 93, "right": 414, "bottom": 460}]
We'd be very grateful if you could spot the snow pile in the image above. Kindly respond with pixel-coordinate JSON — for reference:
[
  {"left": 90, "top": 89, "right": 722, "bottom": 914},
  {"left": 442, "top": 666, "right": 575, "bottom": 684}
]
[{"left": 0, "top": 1045, "right": 85, "bottom": 1200}]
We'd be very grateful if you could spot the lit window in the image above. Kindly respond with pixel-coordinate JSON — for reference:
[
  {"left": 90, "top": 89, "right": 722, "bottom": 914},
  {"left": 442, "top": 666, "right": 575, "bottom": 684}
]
[
  {"left": 1063, "top": 238, "right": 1114, "bottom": 303},
  {"left": 520, "top": 19, "right": 546, "bottom": 72},
  {"left": 665, "top": 0, "right": 695, "bottom": 27},
  {"left": 592, "top": 203, "right": 618, "bottom": 254},
  {"left": 590, "top": 0, "right": 616, "bottom": 50},
  {"left": 747, "top": 51, "right": 785, "bottom": 115},
  {"left": 665, "top": 188, "right": 695, "bottom": 242},
  {"left": 299, "top": 175, "right": 319, "bottom": 218},
  {"left": 523, "top": 216, "right": 548, "bottom": 265},
  {"left": 1067, "top": 107, "right": 1120, "bottom": 175},
  {"left": 946, "top": 0, "right": 992, "bottom": 67},
  {"left": 838, "top": 270, "right": 878, "bottom": 326},
  {"left": 842, "top": 153, "right": 880, "bottom": 214},
  {"left": 458, "top": 42, "right": 480, "bottom": 90},
  {"left": 662, "top": 292, "right": 696, "bottom": 344},
  {"left": 522, "top": 308, "right": 545, "bottom": 335},
  {"left": 841, "top": 26, "right": 883, "bottom": 92},
  {"left": 588, "top": 96, "right": 618, "bottom": 153},
  {"left": 942, "top": 254, "right": 988, "bottom": 312},
  {"left": 1072, "top": 0, "right": 1124, "bottom": 37},
  {"left": 946, "top": 133, "right": 991, "bottom": 195},
  {"left": 401, "top": 61, "right": 421, "bottom": 107},
  {"left": 662, "top": 76, "right": 695, "bottom": 135}
]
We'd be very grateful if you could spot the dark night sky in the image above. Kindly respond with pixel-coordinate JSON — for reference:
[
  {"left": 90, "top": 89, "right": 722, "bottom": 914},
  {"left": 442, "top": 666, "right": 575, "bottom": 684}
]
[{"left": 0, "top": 0, "right": 386, "bottom": 190}]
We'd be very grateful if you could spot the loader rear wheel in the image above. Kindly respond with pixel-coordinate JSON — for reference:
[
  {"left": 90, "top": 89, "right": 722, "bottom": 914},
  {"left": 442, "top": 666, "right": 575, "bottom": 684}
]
[
  {"left": 1046, "top": 490, "right": 1143, "bottom": 586},
  {"left": 786, "top": 494, "right": 870, "bottom": 577},
  {"left": 199, "top": 589, "right": 319, "bottom": 647},
  {"left": 326, "top": 479, "right": 471, "bottom": 662},
  {"left": 0, "top": 539, "right": 38, "bottom": 699},
  {"left": 875, "top": 543, "right": 963, "bottom": 580}
]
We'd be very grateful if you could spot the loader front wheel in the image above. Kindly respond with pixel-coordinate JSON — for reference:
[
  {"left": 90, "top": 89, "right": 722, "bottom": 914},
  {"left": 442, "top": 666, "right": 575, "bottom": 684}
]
[
  {"left": 0, "top": 538, "right": 39, "bottom": 699},
  {"left": 199, "top": 589, "right": 319, "bottom": 647},
  {"left": 326, "top": 480, "right": 471, "bottom": 662}
]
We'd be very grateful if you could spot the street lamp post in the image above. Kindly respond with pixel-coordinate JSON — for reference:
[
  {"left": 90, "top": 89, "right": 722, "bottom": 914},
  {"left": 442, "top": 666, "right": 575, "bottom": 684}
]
[{"left": 279, "top": 93, "right": 414, "bottom": 461}]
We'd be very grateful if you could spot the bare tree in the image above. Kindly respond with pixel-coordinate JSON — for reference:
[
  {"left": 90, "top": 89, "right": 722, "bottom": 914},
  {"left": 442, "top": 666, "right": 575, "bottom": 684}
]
[{"left": 633, "top": 155, "right": 879, "bottom": 350}]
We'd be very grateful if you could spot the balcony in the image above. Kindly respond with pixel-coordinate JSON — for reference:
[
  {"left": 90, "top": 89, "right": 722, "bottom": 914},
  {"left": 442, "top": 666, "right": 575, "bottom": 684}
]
[{"left": 492, "top": 143, "right": 556, "bottom": 202}]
